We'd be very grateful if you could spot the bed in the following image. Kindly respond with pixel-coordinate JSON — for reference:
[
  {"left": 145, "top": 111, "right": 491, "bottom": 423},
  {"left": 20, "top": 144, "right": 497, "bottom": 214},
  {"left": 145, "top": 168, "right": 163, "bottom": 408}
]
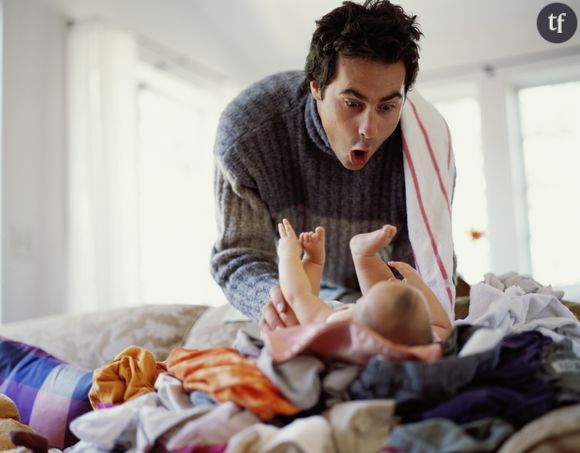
[{"left": 0, "top": 286, "right": 579, "bottom": 452}]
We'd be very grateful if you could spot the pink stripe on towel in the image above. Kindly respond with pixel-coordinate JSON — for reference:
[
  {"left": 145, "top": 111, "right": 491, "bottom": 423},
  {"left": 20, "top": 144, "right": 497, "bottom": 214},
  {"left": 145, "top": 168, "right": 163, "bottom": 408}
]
[
  {"left": 409, "top": 99, "right": 452, "bottom": 216},
  {"left": 402, "top": 135, "right": 454, "bottom": 310}
]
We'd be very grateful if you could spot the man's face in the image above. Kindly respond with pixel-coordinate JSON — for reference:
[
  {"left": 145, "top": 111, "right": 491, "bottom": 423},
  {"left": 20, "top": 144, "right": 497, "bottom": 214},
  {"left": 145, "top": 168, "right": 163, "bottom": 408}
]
[{"left": 310, "top": 55, "right": 406, "bottom": 170}]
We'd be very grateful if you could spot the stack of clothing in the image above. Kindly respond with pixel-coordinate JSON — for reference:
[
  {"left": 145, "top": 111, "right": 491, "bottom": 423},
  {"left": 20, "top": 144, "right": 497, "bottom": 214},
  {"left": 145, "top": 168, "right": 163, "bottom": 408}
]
[{"left": 69, "top": 274, "right": 580, "bottom": 452}]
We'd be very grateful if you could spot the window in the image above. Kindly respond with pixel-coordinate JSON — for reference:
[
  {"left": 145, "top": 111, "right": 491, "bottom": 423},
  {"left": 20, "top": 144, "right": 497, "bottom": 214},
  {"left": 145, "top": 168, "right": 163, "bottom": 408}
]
[
  {"left": 136, "top": 63, "right": 229, "bottom": 306},
  {"left": 420, "top": 63, "right": 580, "bottom": 301},
  {"left": 419, "top": 84, "right": 491, "bottom": 286},
  {"left": 66, "top": 23, "right": 237, "bottom": 313},
  {"left": 517, "top": 81, "right": 580, "bottom": 290},
  {"left": 434, "top": 97, "right": 490, "bottom": 285}
]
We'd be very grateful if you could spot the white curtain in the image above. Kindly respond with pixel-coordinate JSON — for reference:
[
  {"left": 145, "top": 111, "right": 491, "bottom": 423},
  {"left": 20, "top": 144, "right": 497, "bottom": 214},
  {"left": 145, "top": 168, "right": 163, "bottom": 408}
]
[{"left": 66, "top": 21, "right": 139, "bottom": 313}]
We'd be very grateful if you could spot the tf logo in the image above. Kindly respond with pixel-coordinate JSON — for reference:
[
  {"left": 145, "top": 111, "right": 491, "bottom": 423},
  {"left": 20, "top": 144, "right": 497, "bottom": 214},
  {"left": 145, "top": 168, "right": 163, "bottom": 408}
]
[{"left": 537, "top": 3, "right": 578, "bottom": 43}]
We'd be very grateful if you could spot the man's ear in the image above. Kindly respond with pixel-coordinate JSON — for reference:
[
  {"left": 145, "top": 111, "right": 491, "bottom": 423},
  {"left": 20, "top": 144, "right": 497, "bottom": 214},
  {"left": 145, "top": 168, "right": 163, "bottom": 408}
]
[{"left": 310, "top": 80, "right": 322, "bottom": 101}]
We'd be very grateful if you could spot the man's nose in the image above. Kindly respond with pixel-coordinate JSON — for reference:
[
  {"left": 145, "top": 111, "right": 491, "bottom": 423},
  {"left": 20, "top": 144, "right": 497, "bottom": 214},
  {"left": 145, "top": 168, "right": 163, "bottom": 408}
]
[{"left": 358, "top": 110, "right": 377, "bottom": 140}]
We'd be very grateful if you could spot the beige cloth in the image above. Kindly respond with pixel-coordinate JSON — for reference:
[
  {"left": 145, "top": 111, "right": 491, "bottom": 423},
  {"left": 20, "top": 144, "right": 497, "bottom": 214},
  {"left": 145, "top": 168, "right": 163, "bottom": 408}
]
[
  {"left": 498, "top": 404, "right": 580, "bottom": 453},
  {"left": 226, "top": 415, "right": 334, "bottom": 453},
  {"left": 226, "top": 400, "right": 398, "bottom": 453},
  {"left": 327, "top": 400, "right": 397, "bottom": 453}
]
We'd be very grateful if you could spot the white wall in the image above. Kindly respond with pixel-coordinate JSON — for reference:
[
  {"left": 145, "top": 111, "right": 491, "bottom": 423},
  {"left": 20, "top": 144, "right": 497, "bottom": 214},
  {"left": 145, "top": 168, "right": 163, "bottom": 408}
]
[
  {"left": 41, "top": 0, "right": 580, "bottom": 86},
  {"left": 1, "top": 0, "right": 68, "bottom": 322},
  {"left": 415, "top": 0, "right": 580, "bottom": 80},
  {"left": 1, "top": 0, "right": 579, "bottom": 322}
]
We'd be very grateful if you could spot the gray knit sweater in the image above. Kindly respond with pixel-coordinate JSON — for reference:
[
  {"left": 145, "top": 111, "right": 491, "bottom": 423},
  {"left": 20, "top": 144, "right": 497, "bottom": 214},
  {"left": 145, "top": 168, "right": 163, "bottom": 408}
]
[{"left": 210, "top": 71, "right": 413, "bottom": 322}]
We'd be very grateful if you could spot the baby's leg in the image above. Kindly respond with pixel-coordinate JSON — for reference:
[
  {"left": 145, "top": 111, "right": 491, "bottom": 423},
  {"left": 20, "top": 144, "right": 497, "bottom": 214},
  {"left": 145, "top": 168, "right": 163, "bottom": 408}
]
[
  {"left": 300, "top": 227, "right": 325, "bottom": 295},
  {"left": 350, "top": 225, "right": 397, "bottom": 294}
]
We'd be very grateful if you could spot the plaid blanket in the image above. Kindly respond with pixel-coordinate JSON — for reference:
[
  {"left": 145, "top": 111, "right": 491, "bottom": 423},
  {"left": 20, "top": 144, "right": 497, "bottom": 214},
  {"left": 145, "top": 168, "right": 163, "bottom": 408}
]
[{"left": 0, "top": 336, "right": 93, "bottom": 448}]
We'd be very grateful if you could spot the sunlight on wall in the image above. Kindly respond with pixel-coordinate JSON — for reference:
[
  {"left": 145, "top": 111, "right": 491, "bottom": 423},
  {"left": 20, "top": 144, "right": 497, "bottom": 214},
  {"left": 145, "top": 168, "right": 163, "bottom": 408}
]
[
  {"left": 434, "top": 98, "right": 491, "bottom": 285},
  {"left": 137, "top": 73, "right": 228, "bottom": 306},
  {"left": 518, "top": 81, "right": 580, "bottom": 288}
]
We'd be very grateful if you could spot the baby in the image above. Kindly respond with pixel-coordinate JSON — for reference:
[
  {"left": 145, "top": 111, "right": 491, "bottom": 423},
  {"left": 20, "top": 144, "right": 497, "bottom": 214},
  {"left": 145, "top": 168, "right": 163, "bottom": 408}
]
[{"left": 277, "top": 219, "right": 452, "bottom": 345}]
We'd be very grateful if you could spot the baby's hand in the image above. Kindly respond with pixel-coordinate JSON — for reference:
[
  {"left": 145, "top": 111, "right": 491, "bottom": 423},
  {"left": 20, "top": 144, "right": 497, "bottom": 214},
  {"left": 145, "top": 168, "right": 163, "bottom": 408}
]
[{"left": 277, "top": 219, "right": 302, "bottom": 258}]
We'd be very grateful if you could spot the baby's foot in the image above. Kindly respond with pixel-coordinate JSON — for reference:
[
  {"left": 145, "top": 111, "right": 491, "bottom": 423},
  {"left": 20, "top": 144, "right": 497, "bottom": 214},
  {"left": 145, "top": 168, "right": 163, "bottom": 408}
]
[
  {"left": 350, "top": 225, "right": 397, "bottom": 257},
  {"left": 299, "top": 226, "right": 325, "bottom": 266}
]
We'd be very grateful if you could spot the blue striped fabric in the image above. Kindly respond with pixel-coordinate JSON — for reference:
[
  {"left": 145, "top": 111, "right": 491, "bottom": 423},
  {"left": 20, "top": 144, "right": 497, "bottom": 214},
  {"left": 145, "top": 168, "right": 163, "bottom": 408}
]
[{"left": 0, "top": 336, "right": 93, "bottom": 448}]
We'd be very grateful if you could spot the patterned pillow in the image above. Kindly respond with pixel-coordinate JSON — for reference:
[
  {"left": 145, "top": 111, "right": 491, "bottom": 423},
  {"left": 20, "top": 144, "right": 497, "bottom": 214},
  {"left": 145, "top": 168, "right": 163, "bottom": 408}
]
[
  {"left": 0, "top": 337, "right": 93, "bottom": 449},
  {"left": 0, "top": 304, "right": 209, "bottom": 369},
  {"left": 182, "top": 304, "right": 261, "bottom": 350}
]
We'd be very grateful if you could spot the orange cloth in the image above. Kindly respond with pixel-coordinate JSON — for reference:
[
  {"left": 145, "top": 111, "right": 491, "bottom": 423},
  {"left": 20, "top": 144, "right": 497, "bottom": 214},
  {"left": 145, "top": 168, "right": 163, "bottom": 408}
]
[
  {"left": 167, "top": 346, "right": 299, "bottom": 421},
  {"left": 89, "top": 345, "right": 167, "bottom": 409}
]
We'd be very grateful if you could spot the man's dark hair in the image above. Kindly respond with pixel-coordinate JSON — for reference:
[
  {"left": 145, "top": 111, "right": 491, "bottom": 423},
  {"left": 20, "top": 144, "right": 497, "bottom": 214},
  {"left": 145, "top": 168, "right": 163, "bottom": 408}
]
[{"left": 305, "top": 0, "right": 422, "bottom": 97}]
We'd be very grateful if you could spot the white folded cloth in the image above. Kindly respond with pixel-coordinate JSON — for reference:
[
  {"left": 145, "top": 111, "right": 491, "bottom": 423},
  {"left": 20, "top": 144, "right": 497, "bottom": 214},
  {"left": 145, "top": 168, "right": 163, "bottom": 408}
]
[{"left": 401, "top": 91, "right": 456, "bottom": 320}]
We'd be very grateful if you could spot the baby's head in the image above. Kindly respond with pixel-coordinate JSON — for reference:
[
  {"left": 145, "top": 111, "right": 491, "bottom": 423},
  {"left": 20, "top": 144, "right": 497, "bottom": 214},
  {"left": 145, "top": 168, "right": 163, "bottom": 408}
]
[{"left": 352, "top": 280, "right": 433, "bottom": 346}]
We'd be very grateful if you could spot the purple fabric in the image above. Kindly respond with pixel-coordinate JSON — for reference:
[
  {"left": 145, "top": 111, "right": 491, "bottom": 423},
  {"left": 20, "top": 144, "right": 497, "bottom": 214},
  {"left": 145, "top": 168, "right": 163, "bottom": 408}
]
[
  {"left": 485, "top": 331, "right": 551, "bottom": 382},
  {"left": 172, "top": 444, "right": 227, "bottom": 453},
  {"left": 418, "top": 331, "right": 555, "bottom": 427},
  {"left": 96, "top": 402, "right": 116, "bottom": 409},
  {"left": 349, "top": 325, "right": 502, "bottom": 411},
  {"left": 0, "top": 337, "right": 93, "bottom": 448},
  {"left": 419, "top": 382, "right": 554, "bottom": 428}
]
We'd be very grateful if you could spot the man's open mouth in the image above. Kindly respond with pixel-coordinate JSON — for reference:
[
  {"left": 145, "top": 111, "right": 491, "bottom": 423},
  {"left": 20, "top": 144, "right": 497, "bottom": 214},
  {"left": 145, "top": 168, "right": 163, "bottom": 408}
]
[{"left": 349, "top": 149, "right": 369, "bottom": 166}]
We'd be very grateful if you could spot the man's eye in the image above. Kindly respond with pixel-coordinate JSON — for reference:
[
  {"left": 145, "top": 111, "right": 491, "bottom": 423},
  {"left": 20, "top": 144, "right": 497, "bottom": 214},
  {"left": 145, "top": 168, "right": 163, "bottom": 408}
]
[
  {"left": 380, "top": 104, "right": 395, "bottom": 112},
  {"left": 344, "top": 99, "right": 361, "bottom": 109}
]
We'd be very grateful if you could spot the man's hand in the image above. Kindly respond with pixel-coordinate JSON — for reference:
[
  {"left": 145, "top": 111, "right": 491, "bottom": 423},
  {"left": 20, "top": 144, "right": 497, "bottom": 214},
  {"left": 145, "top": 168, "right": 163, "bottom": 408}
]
[{"left": 259, "top": 285, "right": 299, "bottom": 332}]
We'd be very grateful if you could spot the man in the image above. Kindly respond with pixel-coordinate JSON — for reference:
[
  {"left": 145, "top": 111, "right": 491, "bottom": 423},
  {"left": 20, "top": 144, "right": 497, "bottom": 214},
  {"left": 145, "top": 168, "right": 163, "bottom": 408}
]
[{"left": 211, "top": 0, "right": 456, "bottom": 331}]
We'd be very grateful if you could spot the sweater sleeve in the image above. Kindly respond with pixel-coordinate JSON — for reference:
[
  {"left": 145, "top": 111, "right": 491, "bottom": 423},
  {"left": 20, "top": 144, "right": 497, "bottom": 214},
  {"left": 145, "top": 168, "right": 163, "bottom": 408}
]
[{"left": 210, "top": 155, "right": 279, "bottom": 322}]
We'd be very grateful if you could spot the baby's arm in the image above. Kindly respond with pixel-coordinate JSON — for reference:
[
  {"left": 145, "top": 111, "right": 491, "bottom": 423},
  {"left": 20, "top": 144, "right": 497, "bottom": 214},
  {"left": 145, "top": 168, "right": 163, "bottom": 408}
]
[
  {"left": 388, "top": 261, "right": 453, "bottom": 341},
  {"left": 278, "top": 219, "right": 333, "bottom": 324}
]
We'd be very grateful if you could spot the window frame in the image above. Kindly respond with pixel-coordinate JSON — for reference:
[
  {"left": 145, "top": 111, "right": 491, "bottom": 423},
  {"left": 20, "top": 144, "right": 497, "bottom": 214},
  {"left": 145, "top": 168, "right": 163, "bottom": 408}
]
[{"left": 417, "top": 55, "right": 580, "bottom": 301}]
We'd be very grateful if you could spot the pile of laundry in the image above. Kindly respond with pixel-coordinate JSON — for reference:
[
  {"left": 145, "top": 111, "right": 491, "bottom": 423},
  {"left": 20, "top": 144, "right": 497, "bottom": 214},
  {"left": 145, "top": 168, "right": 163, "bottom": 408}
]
[{"left": 68, "top": 273, "right": 580, "bottom": 452}]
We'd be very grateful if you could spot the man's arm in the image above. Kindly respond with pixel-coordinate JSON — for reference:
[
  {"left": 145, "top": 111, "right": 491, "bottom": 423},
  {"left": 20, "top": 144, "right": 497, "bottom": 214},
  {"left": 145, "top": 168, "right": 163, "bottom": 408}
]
[{"left": 211, "top": 159, "right": 298, "bottom": 326}]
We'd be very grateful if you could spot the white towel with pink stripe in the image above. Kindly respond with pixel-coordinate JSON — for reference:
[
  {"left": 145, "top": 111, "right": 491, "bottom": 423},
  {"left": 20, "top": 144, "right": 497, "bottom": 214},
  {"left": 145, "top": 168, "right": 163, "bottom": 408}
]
[{"left": 400, "top": 90, "right": 456, "bottom": 320}]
